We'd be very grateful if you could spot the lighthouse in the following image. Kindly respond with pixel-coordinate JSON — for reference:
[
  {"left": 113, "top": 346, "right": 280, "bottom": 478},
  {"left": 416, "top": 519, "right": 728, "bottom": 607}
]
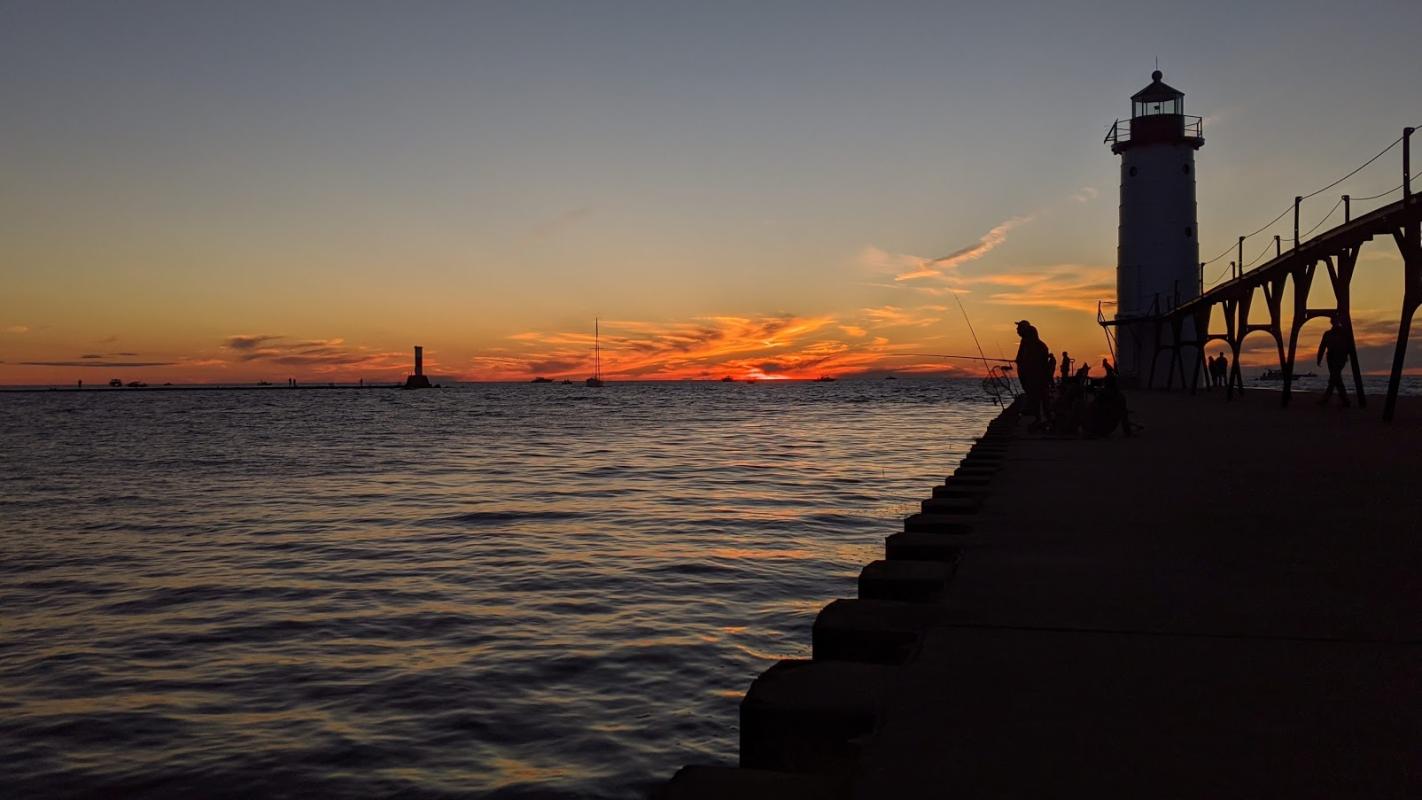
[{"left": 1105, "top": 70, "right": 1204, "bottom": 384}]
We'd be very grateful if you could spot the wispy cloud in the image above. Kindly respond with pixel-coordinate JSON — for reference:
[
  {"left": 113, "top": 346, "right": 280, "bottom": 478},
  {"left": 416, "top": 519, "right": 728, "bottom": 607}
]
[
  {"left": 224, "top": 334, "right": 285, "bottom": 351},
  {"left": 964, "top": 265, "right": 1115, "bottom": 314},
  {"left": 872, "top": 216, "right": 1032, "bottom": 283},
  {"left": 861, "top": 305, "right": 944, "bottom": 328},
  {"left": 19, "top": 360, "right": 173, "bottom": 368},
  {"left": 222, "top": 335, "right": 410, "bottom": 372},
  {"left": 4, "top": 325, "right": 30, "bottom": 335},
  {"left": 1070, "top": 186, "right": 1099, "bottom": 204}
]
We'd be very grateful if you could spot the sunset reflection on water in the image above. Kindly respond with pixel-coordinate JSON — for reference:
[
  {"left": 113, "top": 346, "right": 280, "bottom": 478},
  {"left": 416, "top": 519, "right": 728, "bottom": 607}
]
[{"left": 0, "top": 380, "right": 997, "bottom": 798}]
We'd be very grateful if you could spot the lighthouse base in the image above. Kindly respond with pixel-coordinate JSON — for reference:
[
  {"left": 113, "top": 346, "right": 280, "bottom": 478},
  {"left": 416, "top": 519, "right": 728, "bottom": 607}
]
[{"left": 1113, "top": 317, "right": 1200, "bottom": 390}]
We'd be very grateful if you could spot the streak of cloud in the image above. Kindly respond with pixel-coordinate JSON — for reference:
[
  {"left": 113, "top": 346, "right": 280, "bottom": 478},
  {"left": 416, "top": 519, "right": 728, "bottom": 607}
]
[
  {"left": 19, "top": 360, "right": 174, "bottom": 368},
  {"left": 221, "top": 335, "right": 410, "bottom": 372},
  {"left": 879, "top": 216, "right": 1032, "bottom": 282},
  {"left": 224, "top": 334, "right": 285, "bottom": 351},
  {"left": 964, "top": 265, "right": 1115, "bottom": 314}
]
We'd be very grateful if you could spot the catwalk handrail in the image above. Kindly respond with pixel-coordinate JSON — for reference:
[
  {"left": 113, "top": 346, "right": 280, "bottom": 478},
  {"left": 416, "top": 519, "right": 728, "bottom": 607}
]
[{"left": 1101, "top": 192, "right": 1420, "bottom": 327}]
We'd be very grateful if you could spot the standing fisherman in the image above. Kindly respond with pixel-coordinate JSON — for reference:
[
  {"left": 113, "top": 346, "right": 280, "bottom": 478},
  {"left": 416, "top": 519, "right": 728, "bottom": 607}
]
[
  {"left": 1014, "top": 320, "right": 1051, "bottom": 424},
  {"left": 1316, "top": 318, "right": 1352, "bottom": 407}
]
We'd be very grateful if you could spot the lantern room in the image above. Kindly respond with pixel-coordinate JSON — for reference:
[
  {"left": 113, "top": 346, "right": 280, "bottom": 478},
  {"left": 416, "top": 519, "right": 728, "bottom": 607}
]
[
  {"left": 1106, "top": 70, "right": 1204, "bottom": 153},
  {"left": 1133, "top": 70, "right": 1184, "bottom": 117}
]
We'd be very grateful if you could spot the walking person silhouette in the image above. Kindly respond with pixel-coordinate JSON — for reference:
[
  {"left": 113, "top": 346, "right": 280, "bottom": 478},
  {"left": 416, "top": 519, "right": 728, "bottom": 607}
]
[{"left": 1316, "top": 318, "right": 1353, "bottom": 407}]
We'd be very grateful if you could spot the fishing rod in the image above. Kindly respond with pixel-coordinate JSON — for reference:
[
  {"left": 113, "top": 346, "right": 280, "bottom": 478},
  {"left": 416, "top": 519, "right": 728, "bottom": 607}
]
[{"left": 953, "top": 293, "right": 1012, "bottom": 408}]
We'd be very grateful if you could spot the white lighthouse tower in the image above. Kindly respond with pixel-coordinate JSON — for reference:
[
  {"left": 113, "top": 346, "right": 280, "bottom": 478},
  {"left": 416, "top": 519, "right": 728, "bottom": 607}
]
[{"left": 1106, "top": 70, "right": 1204, "bottom": 384}]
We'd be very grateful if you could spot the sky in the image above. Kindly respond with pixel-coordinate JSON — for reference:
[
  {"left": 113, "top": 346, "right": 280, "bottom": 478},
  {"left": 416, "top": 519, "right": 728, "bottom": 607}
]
[{"left": 2, "top": 0, "right": 1420, "bottom": 384}]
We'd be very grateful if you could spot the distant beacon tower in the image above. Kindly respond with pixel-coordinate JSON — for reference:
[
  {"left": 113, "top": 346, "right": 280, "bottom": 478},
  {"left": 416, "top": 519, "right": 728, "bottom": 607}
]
[
  {"left": 403, "top": 345, "right": 432, "bottom": 389},
  {"left": 1105, "top": 70, "right": 1204, "bottom": 384}
]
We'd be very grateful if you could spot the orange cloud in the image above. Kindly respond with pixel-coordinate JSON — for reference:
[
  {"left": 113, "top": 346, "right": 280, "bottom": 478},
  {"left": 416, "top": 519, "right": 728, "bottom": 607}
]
[
  {"left": 861, "top": 305, "right": 943, "bottom": 328},
  {"left": 465, "top": 312, "right": 971, "bottom": 381},
  {"left": 964, "top": 265, "right": 1115, "bottom": 314}
]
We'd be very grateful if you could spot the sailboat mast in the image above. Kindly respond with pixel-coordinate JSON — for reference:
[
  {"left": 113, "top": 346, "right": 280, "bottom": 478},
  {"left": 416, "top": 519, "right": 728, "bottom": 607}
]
[{"left": 594, "top": 318, "right": 600, "bottom": 378}]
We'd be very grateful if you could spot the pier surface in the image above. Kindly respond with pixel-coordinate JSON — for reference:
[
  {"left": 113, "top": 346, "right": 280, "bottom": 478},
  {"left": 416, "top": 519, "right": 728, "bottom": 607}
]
[
  {"left": 856, "top": 390, "right": 1420, "bottom": 797},
  {"left": 666, "top": 390, "right": 1422, "bottom": 798}
]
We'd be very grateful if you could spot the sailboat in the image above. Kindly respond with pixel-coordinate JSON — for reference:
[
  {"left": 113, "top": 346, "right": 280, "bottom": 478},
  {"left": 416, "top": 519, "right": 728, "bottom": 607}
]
[{"left": 585, "top": 318, "right": 605, "bottom": 387}]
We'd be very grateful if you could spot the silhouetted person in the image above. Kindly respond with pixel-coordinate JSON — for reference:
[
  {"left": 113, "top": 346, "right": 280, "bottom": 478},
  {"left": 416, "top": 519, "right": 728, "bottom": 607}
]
[
  {"left": 1086, "top": 373, "right": 1136, "bottom": 438},
  {"left": 1051, "top": 372, "right": 1088, "bottom": 435},
  {"left": 1102, "top": 358, "right": 1116, "bottom": 378},
  {"left": 1214, "top": 352, "right": 1230, "bottom": 389},
  {"left": 1316, "top": 318, "right": 1352, "bottom": 407},
  {"left": 1046, "top": 352, "right": 1057, "bottom": 385},
  {"left": 1014, "top": 320, "right": 1051, "bottom": 424},
  {"left": 1060, "top": 351, "right": 1073, "bottom": 382}
]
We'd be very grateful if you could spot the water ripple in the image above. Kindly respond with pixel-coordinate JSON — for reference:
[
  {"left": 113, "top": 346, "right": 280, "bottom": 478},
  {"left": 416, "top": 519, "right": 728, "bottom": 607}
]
[{"left": 0, "top": 380, "right": 997, "bottom": 798}]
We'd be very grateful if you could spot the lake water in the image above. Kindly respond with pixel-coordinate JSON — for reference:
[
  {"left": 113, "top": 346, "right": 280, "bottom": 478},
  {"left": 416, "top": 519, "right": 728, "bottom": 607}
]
[{"left": 0, "top": 380, "right": 999, "bottom": 798}]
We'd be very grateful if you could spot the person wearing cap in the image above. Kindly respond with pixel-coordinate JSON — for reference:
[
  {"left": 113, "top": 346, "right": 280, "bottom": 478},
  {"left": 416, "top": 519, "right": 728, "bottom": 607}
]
[{"left": 1014, "top": 319, "right": 1051, "bottom": 424}]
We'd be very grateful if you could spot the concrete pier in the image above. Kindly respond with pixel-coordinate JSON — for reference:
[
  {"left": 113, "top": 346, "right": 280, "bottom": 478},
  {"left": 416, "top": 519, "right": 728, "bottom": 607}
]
[{"left": 661, "top": 391, "right": 1422, "bottom": 798}]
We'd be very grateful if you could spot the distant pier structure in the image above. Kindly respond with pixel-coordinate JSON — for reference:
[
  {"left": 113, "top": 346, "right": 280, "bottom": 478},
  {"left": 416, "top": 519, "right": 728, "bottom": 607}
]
[
  {"left": 403, "top": 345, "right": 432, "bottom": 389},
  {"left": 1105, "top": 70, "right": 1204, "bottom": 385}
]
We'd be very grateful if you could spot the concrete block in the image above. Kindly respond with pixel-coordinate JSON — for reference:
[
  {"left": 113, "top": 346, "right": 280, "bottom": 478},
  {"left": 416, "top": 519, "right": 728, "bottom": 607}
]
[
  {"left": 949, "top": 466, "right": 999, "bottom": 480},
  {"left": 885, "top": 531, "right": 964, "bottom": 564},
  {"left": 812, "top": 598, "right": 948, "bottom": 664},
  {"left": 661, "top": 765, "right": 847, "bottom": 800},
  {"left": 903, "top": 513, "right": 974, "bottom": 535},
  {"left": 931, "top": 483, "right": 991, "bottom": 499},
  {"left": 941, "top": 474, "right": 992, "bottom": 487},
  {"left": 740, "top": 660, "right": 891, "bottom": 772},
  {"left": 858, "top": 559, "right": 953, "bottom": 602},
  {"left": 920, "top": 496, "right": 981, "bottom": 514}
]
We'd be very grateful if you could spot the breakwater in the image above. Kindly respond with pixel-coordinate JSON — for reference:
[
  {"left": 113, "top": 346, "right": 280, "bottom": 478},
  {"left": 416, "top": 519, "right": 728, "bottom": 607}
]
[{"left": 660, "top": 390, "right": 1421, "bottom": 797}]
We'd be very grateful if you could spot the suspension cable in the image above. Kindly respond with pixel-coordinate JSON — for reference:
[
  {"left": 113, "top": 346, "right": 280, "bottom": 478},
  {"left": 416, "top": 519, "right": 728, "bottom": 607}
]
[{"left": 1196, "top": 123, "right": 1417, "bottom": 276}]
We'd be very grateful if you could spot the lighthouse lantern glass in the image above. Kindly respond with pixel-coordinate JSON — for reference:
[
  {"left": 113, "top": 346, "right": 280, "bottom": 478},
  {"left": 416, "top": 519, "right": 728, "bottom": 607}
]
[{"left": 1134, "top": 97, "right": 1182, "bottom": 118}]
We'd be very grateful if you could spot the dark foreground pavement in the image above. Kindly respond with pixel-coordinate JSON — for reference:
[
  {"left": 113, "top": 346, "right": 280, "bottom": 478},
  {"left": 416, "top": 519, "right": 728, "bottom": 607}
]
[
  {"left": 664, "top": 390, "right": 1421, "bottom": 799},
  {"left": 858, "top": 390, "right": 1421, "bottom": 797}
]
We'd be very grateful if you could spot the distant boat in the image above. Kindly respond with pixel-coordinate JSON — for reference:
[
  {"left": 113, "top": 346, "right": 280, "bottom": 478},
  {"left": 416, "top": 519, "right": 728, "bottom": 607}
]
[
  {"left": 884, "top": 375, "right": 898, "bottom": 380},
  {"left": 814, "top": 375, "right": 836, "bottom": 382},
  {"left": 257, "top": 380, "right": 272, "bottom": 386},
  {"left": 720, "top": 376, "right": 734, "bottom": 382},
  {"left": 586, "top": 318, "right": 605, "bottom": 387},
  {"left": 126, "top": 381, "right": 147, "bottom": 388},
  {"left": 108, "top": 378, "right": 122, "bottom": 387},
  {"left": 531, "top": 377, "right": 553, "bottom": 383},
  {"left": 561, "top": 379, "right": 573, "bottom": 385}
]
